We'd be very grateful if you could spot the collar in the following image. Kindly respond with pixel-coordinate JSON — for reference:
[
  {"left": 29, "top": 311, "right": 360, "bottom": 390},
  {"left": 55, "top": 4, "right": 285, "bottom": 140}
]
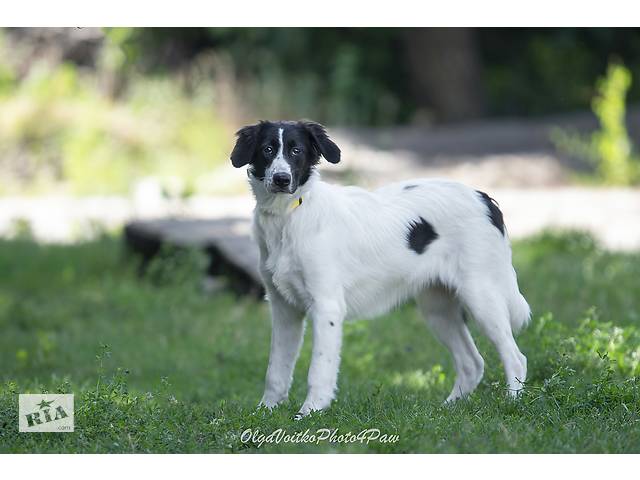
[
  {"left": 290, "top": 196, "right": 303, "bottom": 211},
  {"left": 250, "top": 169, "right": 317, "bottom": 216}
]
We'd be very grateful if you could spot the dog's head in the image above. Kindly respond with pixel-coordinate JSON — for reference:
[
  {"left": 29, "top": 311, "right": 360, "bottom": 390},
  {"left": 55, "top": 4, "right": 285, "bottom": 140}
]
[{"left": 230, "top": 120, "right": 340, "bottom": 194}]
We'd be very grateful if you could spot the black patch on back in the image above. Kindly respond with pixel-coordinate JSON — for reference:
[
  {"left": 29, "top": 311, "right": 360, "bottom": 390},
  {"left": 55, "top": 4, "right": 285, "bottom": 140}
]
[
  {"left": 403, "top": 184, "right": 418, "bottom": 191},
  {"left": 407, "top": 217, "right": 438, "bottom": 254},
  {"left": 476, "top": 190, "right": 505, "bottom": 236}
]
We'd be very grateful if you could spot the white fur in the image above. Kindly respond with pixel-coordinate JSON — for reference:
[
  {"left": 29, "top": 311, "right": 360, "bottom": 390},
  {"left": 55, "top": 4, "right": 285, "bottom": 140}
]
[
  {"left": 263, "top": 128, "right": 291, "bottom": 192},
  {"left": 252, "top": 171, "right": 530, "bottom": 417}
]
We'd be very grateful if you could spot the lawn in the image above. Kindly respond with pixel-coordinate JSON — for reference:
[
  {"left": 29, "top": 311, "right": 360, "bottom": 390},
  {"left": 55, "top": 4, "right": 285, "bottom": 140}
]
[{"left": 1, "top": 231, "right": 639, "bottom": 453}]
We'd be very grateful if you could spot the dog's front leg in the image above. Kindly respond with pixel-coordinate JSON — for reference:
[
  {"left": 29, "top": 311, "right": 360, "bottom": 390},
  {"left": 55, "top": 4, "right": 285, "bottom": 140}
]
[
  {"left": 259, "top": 288, "right": 305, "bottom": 410},
  {"left": 296, "top": 301, "right": 345, "bottom": 419}
]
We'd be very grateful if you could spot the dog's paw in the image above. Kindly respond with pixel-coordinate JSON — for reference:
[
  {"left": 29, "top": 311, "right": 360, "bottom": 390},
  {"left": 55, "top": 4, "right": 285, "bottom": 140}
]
[
  {"left": 256, "top": 401, "right": 279, "bottom": 413},
  {"left": 294, "top": 402, "right": 316, "bottom": 420},
  {"left": 444, "top": 392, "right": 464, "bottom": 404},
  {"left": 258, "top": 393, "right": 287, "bottom": 411},
  {"left": 294, "top": 406, "right": 316, "bottom": 420},
  {"left": 295, "top": 395, "right": 332, "bottom": 419},
  {"left": 252, "top": 405, "right": 271, "bottom": 417}
]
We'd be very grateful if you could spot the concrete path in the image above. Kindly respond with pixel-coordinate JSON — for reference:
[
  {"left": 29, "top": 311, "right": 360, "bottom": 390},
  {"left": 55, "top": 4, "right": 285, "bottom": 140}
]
[
  {"left": 2, "top": 107, "right": 639, "bottom": 248},
  {"left": 328, "top": 107, "right": 640, "bottom": 190},
  {"left": 1, "top": 187, "right": 638, "bottom": 251}
]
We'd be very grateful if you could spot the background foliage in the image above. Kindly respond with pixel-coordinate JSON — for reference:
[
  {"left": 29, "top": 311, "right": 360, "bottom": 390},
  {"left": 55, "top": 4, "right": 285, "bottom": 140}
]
[
  {"left": 552, "top": 63, "right": 640, "bottom": 185},
  {"left": 0, "top": 32, "right": 231, "bottom": 196},
  {"left": 108, "top": 28, "right": 640, "bottom": 124},
  {"left": 2, "top": 27, "right": 640, "bottom": 194}
]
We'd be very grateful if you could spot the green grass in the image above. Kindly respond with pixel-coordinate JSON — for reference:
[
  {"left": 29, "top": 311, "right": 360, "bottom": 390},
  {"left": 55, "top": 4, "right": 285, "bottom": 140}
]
[{"left": 1, "top": 231, "right": 640, "bottom": 453}]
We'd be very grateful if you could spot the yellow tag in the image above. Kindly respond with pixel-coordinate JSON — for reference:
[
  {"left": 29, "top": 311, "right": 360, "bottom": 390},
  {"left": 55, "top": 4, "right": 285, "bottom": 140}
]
[{"left": 290, "top": 197, "right": 303, "bottom": 211}]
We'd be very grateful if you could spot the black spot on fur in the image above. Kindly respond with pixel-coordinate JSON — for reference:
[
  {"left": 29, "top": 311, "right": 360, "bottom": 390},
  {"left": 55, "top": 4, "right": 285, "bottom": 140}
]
[
  {"left": 476, "top": 190, "right": 505, "bottom": 236},
  {"left": 329, "top": 321, "right": 335, "bottom": 326},
  {"left": 407, "top": 217, "right": 438, "bottom": 254},
  {"left": 403, "top": 184, "right": 418, "bottom": 191}
]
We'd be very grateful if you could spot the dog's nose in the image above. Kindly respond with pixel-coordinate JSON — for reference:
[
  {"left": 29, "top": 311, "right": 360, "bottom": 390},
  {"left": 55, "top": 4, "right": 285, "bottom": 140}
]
[{"left": 273, "top": 172, "right": 291, "bottom": 188}]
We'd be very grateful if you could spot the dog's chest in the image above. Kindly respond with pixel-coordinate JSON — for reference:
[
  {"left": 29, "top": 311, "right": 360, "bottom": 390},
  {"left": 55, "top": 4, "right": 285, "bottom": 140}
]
[{"left": 258, "top": 214, "right": 308, "bottom": 306}]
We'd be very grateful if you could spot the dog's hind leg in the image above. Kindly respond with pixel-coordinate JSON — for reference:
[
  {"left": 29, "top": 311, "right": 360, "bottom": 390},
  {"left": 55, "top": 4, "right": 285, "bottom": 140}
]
[
  {"left": 416, "top": 286, "right": 485, "bottom": 402},
  {"left": 459, "top": 281, "right": 527, "bottom": 397}
]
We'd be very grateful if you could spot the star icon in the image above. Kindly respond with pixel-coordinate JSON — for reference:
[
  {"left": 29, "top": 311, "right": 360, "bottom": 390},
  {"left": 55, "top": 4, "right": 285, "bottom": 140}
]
[{"left": 37, "top": 399, "right": 54, "bottom": 410}]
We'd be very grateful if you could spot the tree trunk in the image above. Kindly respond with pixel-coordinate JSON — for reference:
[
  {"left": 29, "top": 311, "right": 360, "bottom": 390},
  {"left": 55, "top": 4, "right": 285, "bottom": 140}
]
[{"left": 403, "top": 28, "right": 485, "bottom": 122}]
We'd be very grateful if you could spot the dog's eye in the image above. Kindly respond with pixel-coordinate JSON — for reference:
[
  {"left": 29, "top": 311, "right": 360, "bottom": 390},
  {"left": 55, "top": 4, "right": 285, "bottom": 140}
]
[
  {"left": 263, "top": 146, "right": 274, "bottom": 155},
  {"left": 291, "top": 147, "right": 301, "bottom": 156}
]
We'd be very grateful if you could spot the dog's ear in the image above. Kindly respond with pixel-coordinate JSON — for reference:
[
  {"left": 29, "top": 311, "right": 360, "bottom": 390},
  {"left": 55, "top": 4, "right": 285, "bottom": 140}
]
[
  {"left": 230, "top": 124, "right": 260, "bottom": 168},
  {"left": 301, "top": 120, "right": 341, "bottom": 164}
]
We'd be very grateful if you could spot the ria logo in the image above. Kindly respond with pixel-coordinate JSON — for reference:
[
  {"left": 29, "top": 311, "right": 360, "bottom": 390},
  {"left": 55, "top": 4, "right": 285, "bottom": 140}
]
[{"left": 19, "top": 394, "right": 74, "bottom": 432}]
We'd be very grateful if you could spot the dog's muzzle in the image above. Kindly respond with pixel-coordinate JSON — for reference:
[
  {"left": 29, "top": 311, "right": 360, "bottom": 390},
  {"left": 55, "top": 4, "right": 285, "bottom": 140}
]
[
  {"left": 268, "top": 172, "right": 296, "bottom": 193},
  {"left": 273, "top": 172, "right": 291, "bottom": 189}
]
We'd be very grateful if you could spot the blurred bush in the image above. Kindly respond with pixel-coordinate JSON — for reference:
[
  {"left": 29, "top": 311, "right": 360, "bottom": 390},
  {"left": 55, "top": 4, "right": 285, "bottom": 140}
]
[
  {"left": 0, "top": 30, "right": 232, "bottom": 196},
  {"left": 481, "top": 29, "right": 640, "bottom": 116},
  {"left": 552, "top": 63, "right": 639, "bottom": 185},
  {"left": 102, "top": 28, "right": 413, "bottom": 126},
  {"left": 2, "top": 28, "right": 640, "bottom": 195},
  {"left": 105, "top": 28, "right": 640, "bottom": 123}
]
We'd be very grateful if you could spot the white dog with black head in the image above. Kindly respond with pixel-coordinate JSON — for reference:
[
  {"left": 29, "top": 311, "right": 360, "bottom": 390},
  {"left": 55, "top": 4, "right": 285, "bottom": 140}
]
[{"left": 231, "top": 120, "right": 530, "bottom": 419}]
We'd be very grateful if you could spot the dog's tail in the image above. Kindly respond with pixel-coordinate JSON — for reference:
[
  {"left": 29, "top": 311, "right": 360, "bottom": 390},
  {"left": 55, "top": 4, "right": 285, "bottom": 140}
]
[{"left": 508, "top": 289, "right": 531, "bottom": 335}]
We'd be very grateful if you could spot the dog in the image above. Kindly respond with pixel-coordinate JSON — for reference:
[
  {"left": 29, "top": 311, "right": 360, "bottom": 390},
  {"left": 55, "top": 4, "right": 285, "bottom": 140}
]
[{"left": 230, "top": 120, "right": 530, "bottom": 419}]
